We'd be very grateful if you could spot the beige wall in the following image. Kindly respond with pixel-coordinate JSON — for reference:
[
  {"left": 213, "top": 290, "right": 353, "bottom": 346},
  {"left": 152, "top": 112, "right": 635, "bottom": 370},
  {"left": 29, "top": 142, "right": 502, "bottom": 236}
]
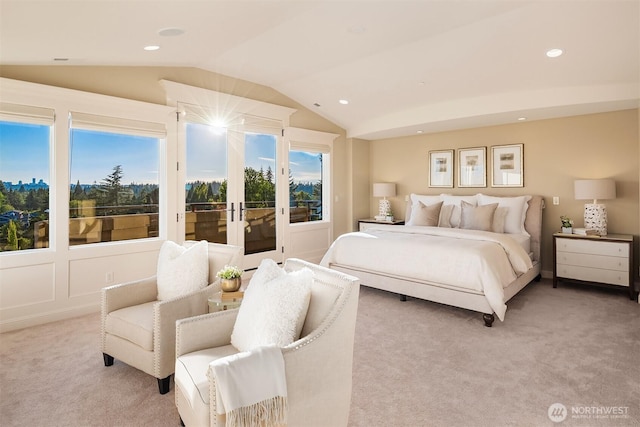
[
  {"left": 368, "top": 110, "right": 639, "bottom": 278},
  {"left": 0, "top": 65, "right": 353, "bottom": 237},
  {"left": 347, "top": 138, "right": 371, "bottom": 230}
]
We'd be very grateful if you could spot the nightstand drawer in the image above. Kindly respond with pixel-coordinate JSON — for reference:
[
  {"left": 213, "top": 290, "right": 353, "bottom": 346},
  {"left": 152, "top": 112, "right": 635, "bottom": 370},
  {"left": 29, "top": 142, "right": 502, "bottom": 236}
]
[
  {"left": 555, "top": 238, "right": 628, "bottom": 258},
  {"left": 556, "top": 251, "right": 629, "bottom": 272},
  {"left": 556, "top": 264, "right": 629, "bottom": 286}
]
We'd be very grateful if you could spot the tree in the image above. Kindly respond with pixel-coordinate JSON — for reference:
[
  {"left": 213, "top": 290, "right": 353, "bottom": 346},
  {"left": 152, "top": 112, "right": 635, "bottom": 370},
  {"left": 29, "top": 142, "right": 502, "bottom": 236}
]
[
  {"left": 71, "top": 180, "right": 85, "bottom": 200},
  {"left": 0, "top": 182, "right": 13, "bottom": 213},
  {"left": 102, "top": 165, "right": 124, "bottom": 206},
  {"left": 265, "top": 166, "right": 274, "bottom": 184},
  {"left": 6, "top": 220, "right": 18, "bottom": 250}
]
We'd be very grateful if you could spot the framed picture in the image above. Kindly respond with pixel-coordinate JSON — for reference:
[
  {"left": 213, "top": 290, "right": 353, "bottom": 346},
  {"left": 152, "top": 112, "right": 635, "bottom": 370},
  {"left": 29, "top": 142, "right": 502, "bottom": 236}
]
[
  {"left": 491, "top": 144, "right": 524, "bottom": 187},
  {"left": 428, "top": 150, "right": 454, "bottom": 188},
  {"left": 457, "top": 147, "right": 486, "bottom": 188}
]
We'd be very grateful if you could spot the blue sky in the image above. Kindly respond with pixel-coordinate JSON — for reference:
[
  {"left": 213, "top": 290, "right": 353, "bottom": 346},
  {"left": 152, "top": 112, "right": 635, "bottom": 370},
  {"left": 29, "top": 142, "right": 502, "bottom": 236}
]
[
  {"left": 0, "top": 120, "right": 320, "bottom": 186},
  {"left": 0, "top": 121, "right": 50, "bottom": 184}
]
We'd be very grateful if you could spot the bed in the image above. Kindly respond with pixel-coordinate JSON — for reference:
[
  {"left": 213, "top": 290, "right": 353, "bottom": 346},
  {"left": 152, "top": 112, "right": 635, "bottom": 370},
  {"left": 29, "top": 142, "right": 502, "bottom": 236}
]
[{"left": 321, "top": 194, "right": 544, "bottom": 326}]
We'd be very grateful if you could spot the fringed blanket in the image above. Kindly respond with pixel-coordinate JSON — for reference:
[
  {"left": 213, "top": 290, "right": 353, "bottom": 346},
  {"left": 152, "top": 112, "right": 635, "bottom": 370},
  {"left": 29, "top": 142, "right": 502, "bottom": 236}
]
[{"left": 210, "top": 345, "right": 287, "bottom": 427}]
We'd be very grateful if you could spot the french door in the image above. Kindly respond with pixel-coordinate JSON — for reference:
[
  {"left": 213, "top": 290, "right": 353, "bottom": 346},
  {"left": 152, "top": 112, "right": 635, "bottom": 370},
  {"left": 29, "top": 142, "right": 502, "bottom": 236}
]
[{"left": 180, "top": 117, "right": 283, "bottom": 270}]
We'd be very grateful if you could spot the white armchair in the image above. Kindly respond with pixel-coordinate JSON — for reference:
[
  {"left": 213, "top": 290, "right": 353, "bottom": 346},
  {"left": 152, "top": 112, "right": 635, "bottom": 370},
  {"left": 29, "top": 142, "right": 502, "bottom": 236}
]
[
  {"left": 174, "top": 258, "right": 361, "bottom": 426},
  {"left": 101, "top": 241, "right": 243, "bottom": 394}
]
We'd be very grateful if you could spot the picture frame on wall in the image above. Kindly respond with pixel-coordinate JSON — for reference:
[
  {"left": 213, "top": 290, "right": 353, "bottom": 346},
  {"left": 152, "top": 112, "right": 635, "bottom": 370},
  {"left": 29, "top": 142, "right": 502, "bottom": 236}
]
[
  {"left": 428, "top": 149, "right": 454, "bottom": 188},
  {"left": 457, "top": 146, "right": 486, "bottom": 188},
  {"left": 491, "top": 143, "right": 524, "bottom": 187}
]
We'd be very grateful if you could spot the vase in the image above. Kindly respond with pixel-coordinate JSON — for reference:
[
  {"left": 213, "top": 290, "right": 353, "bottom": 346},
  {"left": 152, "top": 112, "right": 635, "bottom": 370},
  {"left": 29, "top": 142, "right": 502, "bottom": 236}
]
[
  {"left": 221, "top": 278, "right": 241, "bottom": 292},
  {"left": 561, "top": 227, "right": 573, "bottom": 234}
]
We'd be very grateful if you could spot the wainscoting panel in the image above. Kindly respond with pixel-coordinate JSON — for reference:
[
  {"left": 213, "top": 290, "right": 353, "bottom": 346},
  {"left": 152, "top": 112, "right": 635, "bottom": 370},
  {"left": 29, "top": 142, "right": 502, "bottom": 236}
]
[
  {"left": 69, "top": 251, "right": 157, "bottom": 298},
  {"left": 0, "top": 263, "right": 55, "bottom": 309}
]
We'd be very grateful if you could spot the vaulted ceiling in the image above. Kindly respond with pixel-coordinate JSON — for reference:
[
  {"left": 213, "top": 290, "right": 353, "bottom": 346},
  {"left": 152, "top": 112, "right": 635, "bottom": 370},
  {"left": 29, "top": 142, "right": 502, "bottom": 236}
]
[{"left": 1, "top": 0, "right": 638, "bottom": 140}]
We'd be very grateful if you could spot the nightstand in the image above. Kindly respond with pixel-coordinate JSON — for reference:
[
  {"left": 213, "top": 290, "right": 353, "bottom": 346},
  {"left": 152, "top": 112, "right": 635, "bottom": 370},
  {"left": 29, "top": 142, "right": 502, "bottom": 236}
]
[
  {"left": 553, "top": 232, "right": 636, "bottom": 300},
  {"left": 358, "top": 218, "right": 405, "bottom": 231}
]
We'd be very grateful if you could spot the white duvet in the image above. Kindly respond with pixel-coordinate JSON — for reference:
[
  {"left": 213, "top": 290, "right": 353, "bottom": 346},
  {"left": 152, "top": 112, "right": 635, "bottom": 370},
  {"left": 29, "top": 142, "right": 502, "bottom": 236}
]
[{"left": 320, "top": 225, "right": 533, "bottom": 321}]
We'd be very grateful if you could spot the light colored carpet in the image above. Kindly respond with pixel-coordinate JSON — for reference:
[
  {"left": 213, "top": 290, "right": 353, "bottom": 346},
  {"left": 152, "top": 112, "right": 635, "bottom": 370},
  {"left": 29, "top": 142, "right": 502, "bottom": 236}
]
[{"left": 1, "top": 278, "right": 638, "bottom": 426}]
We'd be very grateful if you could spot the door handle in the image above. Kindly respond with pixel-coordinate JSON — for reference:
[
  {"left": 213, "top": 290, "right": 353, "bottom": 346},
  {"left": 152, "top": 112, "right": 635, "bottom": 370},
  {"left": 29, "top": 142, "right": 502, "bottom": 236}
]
[
  {"left": 239, "top": 202, "right": 244, "bottom": 221},
  {"left": 229, "top": 202, "right": 235, "bottom": 222}
]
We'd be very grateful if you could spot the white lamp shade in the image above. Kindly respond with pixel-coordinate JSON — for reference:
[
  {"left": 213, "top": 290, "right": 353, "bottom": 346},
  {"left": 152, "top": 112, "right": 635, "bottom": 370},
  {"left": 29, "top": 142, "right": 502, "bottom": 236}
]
[
  {"left": 373, "top": 182, "right": 396, "bottom": 198},
  {"left": 574, "top": 179, "right": 616, "bottom": 202}
]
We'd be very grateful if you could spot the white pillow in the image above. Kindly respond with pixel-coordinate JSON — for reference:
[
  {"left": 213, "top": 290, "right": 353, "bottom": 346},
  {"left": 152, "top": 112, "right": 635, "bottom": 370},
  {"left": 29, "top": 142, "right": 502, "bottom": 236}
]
[
  {"left": 441, "top": 194, "right": 479, "bottom": 228},
  {"left": 477, "top": 194, "right": 531, "bottom": 235},
  {"left": 231, "top": 259, "right": 312, "bottom": 352},
  {"left": 410, "top": 193, "right": 443, "bottom": 206},
  {"left": 156, "top": 240, "right": 209, "bottom": 301}
]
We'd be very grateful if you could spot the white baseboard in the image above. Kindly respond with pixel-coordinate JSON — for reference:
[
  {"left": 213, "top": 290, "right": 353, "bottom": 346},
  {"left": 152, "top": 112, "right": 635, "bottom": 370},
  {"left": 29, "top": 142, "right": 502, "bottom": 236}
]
[{"left": 0, "top": 303, "right": 100, "bottom": 333}]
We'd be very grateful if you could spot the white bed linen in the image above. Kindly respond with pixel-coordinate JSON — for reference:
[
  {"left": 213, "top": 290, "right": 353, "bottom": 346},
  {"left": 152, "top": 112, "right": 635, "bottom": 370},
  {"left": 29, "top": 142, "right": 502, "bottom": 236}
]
[
  {"left": 506, "top": 233, "right": 531, "bottom": 256},
  {"left": 320, "top": 225, "right": 533, "bottom": 321}
]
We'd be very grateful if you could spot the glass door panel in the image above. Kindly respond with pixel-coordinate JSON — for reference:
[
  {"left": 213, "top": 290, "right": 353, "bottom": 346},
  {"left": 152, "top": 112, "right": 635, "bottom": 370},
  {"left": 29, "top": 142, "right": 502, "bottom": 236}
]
[
  {"left": 241, "top": 132, "right": 279, "bottom": 265},
  {"left": 184, "top": 123, "right": 228, "bottom": 244}
]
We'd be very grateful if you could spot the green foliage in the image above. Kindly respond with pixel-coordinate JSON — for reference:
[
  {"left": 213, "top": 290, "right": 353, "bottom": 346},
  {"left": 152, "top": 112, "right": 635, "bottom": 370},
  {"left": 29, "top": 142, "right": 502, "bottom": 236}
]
[
  {"left": 102, "top": 165, "right": 124, "bottom": 206},
  {"left": 6, "top": 220, "right": 18, "bottom": 250}
]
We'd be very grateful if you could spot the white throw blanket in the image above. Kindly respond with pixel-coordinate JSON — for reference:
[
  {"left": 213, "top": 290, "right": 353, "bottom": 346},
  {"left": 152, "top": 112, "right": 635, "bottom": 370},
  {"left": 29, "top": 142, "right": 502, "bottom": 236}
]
[
  {"left": 209, "top": 345, "right": 287, "bottom": 427},
  {"left": 321, "top": 225, "right": 533, "bottom": 321}
]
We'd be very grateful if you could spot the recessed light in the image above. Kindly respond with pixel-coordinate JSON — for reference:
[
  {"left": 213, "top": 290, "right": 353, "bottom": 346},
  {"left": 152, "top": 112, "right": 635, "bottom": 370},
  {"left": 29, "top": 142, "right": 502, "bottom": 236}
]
[
  {"left": 158, "top": 27, "right": 185, "bottom": 37},
  {"left": 546, "top": 48, "right": 563, "bottom": 58},
  {"left": 418, "top": 81, "right": 425, "bottom": 86},
  {"left": 144, "top": 45, "right": 160, "bottom": 51},
  {"left": 339, "top": 99, "right": 349, "bottom": 105},
  {"left": 53, "top": 57, "right": 69, "bottom": 62},
  {"left": 417, "top": 130, "right": 424, "bottom": 134},
  {"left": 517, "top": 117, "right": 527, "bottom": 121}
]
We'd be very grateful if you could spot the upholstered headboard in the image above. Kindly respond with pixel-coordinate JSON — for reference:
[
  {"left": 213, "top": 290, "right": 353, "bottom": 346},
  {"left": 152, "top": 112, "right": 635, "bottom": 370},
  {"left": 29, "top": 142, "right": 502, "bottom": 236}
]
[{"left": 524, "top": 195, "right": 544, "bottom": 263}]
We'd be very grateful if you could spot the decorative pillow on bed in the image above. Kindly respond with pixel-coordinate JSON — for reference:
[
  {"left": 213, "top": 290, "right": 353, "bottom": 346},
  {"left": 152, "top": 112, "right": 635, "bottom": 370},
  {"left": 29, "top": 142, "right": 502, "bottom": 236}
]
[
  {"left": 437, "top": 204, "right": 455, "bottom": 228},
  {"left": 491, "top": 207, "right": 509, "bottom": 233},
  {"left": 156, "top": 240, "right": 209, "bottom": 301},
  {"left": 441, "top": 194, "right": 478, "bottom": 228},
  {"left": 477, "top": 194, "right": 531, "bottom": 235},
  {"left": 407, "top": 201, "right": 443, "bottom": 226},
  {"left": 459, "top": 201, "right": 498, "bottom": 231},
  {"left": 231, "top": 258, "right": 312, "bottom": 352}
]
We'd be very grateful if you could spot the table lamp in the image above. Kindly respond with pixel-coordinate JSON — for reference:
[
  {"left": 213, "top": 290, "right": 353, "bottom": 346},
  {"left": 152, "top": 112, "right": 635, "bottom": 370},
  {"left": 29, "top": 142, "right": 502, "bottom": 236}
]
[
  {"left": 574, "top": 179, "right": 616, "bottom": 235},
  {"left": 373, "top": 182, "right": 396, "bottom": 220}
]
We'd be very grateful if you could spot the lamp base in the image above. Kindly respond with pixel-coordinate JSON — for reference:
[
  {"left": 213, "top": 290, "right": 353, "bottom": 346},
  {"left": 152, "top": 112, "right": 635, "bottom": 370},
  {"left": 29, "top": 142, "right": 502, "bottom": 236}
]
[
  {"left": 378, "top": 198, "right": 391, "bottom": 217},
  {"left": 584, "top": 203, "right": 607, "bottom": 236}
]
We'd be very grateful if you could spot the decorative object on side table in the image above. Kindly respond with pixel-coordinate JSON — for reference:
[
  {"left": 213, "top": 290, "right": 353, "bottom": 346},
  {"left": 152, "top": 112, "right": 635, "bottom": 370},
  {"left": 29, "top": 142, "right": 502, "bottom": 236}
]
[
  {"left": 560, "top": 215, "right": 573, "bottom": 234},
  {"left": 216, "top": 265, "right": 244, "bottom": 292},
  {"left": 574, "top": 178, "right": 616, "bottom": 236},
  {"left": 373, "top": 182, "right": 396, "bottom": 221}
]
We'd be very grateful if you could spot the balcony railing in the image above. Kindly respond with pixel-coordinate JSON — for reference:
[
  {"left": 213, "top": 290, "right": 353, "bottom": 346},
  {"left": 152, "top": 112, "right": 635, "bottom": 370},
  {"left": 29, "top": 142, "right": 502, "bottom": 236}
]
[{"left": 28, "top": 200, "right": 321, "bottom": 249}]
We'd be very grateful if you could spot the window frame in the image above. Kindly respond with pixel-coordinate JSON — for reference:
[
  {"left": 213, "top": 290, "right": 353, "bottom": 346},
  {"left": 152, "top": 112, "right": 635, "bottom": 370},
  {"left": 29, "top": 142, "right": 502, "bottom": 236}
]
[
  {"left": 68, "top": 112, "right": 166, "bottom": 247},
  {"left": 0, "top": 77, "right": 174, "bottom": 263},
  {"left": 0, "top": 103, "right": 54, "bottom": 252},
  {"left": 286, "top": 127, "right": 337, "bottom": 227}
]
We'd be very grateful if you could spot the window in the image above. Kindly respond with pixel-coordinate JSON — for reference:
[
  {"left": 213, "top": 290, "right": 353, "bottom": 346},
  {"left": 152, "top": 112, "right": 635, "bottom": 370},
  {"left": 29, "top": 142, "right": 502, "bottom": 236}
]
[
  {"left": 0, "top": 104, "right": 53, "bottom": 251},
  {"left": 289, "top": 150, "right": 325, "bottom": 223},
  {"left": 69, "top": 112, "right": 164, "bottom": 245}
]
